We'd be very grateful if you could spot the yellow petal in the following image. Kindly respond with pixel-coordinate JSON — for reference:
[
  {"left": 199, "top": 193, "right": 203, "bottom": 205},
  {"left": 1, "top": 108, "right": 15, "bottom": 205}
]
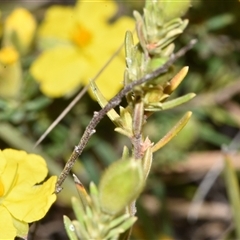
[
  {"left": 0, "top": 150, "right": 19, "bottom": 195},
  {"left": 0, "top": 150, "right": 7, "bottom": 176},
  {"left": 0, "top": 206, "right": 17, "bottom": 239},
  {"left": 93, "top": 16, "right": 135, "bottom": 54},
  {"left": 81, "top": 17, "right": 134, "bottom": 100},
  {"left": 3, "top": 176, "right": 57, "bottom": 222},
  {"left": 38, "top": 5, "right": 76, "bottom": 47},
  {"left": 31, "top": 0, "right": 135, "bottom": 100},
  {"left": 88, "top": 54, "right": 125, "bottom": 100},
  {"left": 75, "top": 0, "right": 117, "bottom": 27},
  {"left": 30, "top": 46, "right": 89, "bottom": 97},
  {"left": 4, "top": 8, "right": 36, "bottom": 55},
  {"left": 0, "top": 178, "right": 4, "bottom": 197},
  {"left": 1, "top": 149, "right": 48, "bottom": 193}
]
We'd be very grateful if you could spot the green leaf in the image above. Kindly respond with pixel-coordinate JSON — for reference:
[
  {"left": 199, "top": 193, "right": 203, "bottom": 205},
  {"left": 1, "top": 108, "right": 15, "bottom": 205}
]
[
  {"left": 89, "top": 182, "right": 100, "bottom": 212},
  {"left": 152, "top": 111, "right": 192, "bottom": 152},
  {"left": 90, "top": 80, "right": 120, "bottom": 125},
  {"left": 205, "top": 13, "right": 235, "bottom": 31},
  {"left": 63, "top": 216, "right": 78, "bottom": 240},
  {"left": 161, "top": 93, "right": 196, "bottom": 110},
  {"left": 223, "top": 155, "right": 240, "bottom": 239},
  {"left": 106, "top": 216, "right": 137, "bottom": 239},
  {"left": 71, "top": 197, "right": 85, "bottom": 225}
]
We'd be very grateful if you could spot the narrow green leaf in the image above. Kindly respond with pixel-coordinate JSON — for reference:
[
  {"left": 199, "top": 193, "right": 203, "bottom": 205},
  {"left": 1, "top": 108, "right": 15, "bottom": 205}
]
[
  {"left": 106, "top": 216, "right": 137, "bottom": 239},
  {"left": 108, "top": 214, "right": 130, "bottom": 230},
  {"left": 73, "top": 174, "right": 89, "bottom": 208},
  {"left": 223, "top": 155, "right": 240, "bottom": 239},
  {"left": 152, "top": 111, "right": 192, "bottom": 152},
  {"left": 63, "top": 216, "right": 78, "bottom": 240},
  {"left": 206, "top": 13, "right": 235, "bottom": 31},
  {"left": 72, "top": 220, "right": 90, "bottom": 240},
  {"left": 161, "top": 93, "right": 196, "bottom": 110},
  {"left": 84, "top": 206, "right": 94, "bottom": 235},
  {"left": 164, "top": 66, "right": 189, "bottom": 94},
  {"left": 125, "top": 31, "right": 134, "bottom": 68},
  {"left": 71, "top": 197, "right": 85, "bottom": 225},
  {"left": 89, "top": 182, "right": 100, "bottom": 212},
  {"left": 90, "top": 80, "right": 120, "bottom": 125}
]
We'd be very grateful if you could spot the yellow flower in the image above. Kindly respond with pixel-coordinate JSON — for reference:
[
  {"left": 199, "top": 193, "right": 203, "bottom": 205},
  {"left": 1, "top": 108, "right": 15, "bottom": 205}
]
[
  {"left": 3, "top": 8, "right": 36, "bottom": 55},
  {"left": 0, "top": 46, "right": 22, "bottom": 98},
  {"left": 30, "top": 0, "right": 135, "bottom": 99},
  {"left": 0, "top": 149, "right": 57, "bottom": 239}
]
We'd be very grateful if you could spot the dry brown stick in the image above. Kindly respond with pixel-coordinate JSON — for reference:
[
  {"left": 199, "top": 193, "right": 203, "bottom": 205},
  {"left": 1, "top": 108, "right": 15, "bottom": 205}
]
[{"left": 55, "top": 39, "right": 197, "bottom": 193}]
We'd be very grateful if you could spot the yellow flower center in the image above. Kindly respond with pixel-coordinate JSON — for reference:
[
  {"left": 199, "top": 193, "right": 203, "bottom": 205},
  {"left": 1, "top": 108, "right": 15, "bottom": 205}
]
[
  {"left": 71, "top": 24, "right": 92, "bottom": 48},
  {"left": 0, "top": 179, "right": 4, "bottom": 197}
]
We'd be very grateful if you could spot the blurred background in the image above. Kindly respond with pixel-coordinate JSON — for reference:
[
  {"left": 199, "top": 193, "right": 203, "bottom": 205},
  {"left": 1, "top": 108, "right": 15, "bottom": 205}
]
[{"left": 1, "top": 0, "right": 240, "bottom": 239}]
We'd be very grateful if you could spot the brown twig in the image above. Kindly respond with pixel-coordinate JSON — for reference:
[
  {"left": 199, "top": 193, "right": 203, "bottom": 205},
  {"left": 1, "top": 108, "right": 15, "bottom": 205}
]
[
  {"left": 34, "top": 42, "right": 124, "bottom": 148},
  {"left": 55, "top": 39, "right": 197, "bottom": 193}
]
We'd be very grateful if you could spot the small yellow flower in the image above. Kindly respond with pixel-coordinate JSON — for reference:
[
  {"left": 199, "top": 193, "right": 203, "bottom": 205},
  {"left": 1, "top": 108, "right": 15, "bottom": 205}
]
[
  {"left": 3, "top": 8, "right": 36, "bottom": 55},
  {"left": 0, "top": 149, "right": 57, "bottom": 239},
  {"left": 0, "top": 46, "right": 19, "bottom": 65},
  {"left": 0, "top": 46, "right": 22, "bottom": 98},
  {"left": 30, "top": 0, "right": 135, "bottom": 99}
]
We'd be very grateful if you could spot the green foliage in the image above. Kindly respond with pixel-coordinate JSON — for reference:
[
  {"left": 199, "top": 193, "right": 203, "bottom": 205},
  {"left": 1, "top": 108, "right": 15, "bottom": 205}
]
[
  {"left": 1, "top": 0, "right": 240, "bottom": 239},
  {"left": 64, "top": 181, "right": 137, "bottom": 240},
  {"left": 223, "top": 155, "right": 240, "bottom": 239}
]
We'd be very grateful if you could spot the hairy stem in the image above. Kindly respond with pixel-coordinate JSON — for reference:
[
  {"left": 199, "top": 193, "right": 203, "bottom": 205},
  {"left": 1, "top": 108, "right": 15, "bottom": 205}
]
[{"left": 55, "top": 39, "right": 197, "bottom": 193}]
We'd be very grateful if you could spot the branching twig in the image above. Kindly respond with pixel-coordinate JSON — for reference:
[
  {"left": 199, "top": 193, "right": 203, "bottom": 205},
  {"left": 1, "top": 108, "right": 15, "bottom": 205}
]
[
  {"left": 34, "top": 42, "right": 124, "bottom": 148},
  {"left": 55, "top": 39, "right": 197, "bottom": 193}
]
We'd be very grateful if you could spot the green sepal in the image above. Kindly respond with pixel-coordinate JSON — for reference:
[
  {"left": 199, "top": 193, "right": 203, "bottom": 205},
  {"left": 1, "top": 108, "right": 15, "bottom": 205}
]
[
  {"left": 99, "top": 158, "right": 145, "bottom": 215},
  {"left": 122, "top": 146, "right": 130, "bottom": 160},
  {"left": 142, "top": 147, "right": 153, "bottom": 179},
  {"left": 115, "top": 127, "right": 132, "bottom": 138},
  {"left": 160, "top": 0, "right": 191, "bottom": 22},
  {"left": 114, "top": 107, "right": 133, "bottom": 137},
  {"left": 132, "top": 101, "right": 144, "bottom": 137}
]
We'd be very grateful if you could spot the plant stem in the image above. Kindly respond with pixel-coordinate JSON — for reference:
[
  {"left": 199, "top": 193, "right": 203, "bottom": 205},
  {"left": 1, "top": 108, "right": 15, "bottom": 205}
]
[{"left": 55, "top": 39, "right": 197, "bottom": 193}]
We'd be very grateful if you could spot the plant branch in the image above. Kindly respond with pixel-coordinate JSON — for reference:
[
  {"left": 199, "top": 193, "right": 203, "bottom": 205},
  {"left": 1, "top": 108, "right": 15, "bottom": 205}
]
[{"left": 55, "top": 39, "right": 197, "bottom": 193}]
